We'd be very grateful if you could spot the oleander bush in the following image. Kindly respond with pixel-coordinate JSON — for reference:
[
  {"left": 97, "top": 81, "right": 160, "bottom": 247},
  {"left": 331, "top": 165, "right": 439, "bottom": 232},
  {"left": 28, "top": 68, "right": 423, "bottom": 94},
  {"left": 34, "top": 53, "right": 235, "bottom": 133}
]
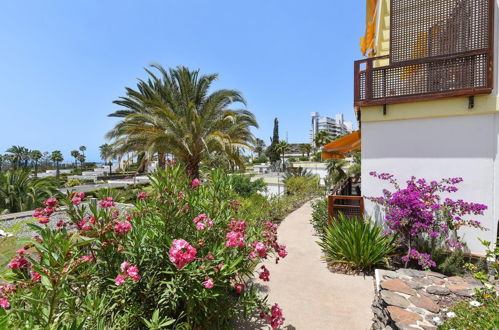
[
  {"left": 0, "top": 165, "right": 287, "bottom": 329},
  {"left": 310, "top": 197, "right": 328, "bottom": 236},
  {"left": 318, "top": 213, "right": 397, "bottom": 271}
]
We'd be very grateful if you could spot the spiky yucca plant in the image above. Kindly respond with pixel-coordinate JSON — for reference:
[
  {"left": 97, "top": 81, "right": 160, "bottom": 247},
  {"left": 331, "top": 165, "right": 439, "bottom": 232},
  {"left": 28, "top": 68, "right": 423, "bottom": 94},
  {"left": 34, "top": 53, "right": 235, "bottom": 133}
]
[{"left": 318, "top": 213, "right": 396, "bottom": 271}]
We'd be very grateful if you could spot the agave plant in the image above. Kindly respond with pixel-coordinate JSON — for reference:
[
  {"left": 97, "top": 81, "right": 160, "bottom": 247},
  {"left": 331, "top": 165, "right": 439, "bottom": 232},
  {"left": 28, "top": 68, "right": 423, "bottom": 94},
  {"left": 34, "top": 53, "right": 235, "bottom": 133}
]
[{"left": 317, "top": 213, "right": 396, "bottom": 271}]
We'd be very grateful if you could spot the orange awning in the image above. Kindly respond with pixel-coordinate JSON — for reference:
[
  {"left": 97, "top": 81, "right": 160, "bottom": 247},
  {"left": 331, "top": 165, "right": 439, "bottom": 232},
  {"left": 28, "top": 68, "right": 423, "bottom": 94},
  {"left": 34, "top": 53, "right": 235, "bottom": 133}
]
[
  {"left": 321, "top": 130, "right": 361, "bottom": 160},
  {"left": 360, "top": 0, "right": 378, "bottom": 57}
]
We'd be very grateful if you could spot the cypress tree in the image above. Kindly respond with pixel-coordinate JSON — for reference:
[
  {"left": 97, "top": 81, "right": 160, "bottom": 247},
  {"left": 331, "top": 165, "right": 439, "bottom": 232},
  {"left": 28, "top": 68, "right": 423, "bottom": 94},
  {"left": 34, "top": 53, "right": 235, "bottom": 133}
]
[{"left": 266, "top": 118, "right": 280, "bottom": 162}]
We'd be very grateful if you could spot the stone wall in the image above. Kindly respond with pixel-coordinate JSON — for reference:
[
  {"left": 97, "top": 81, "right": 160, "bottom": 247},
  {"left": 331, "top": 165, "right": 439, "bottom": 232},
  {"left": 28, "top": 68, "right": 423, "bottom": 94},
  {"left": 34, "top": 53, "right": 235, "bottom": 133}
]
[{"left": 372, "top": 268, "right": 483, "bottom": 330}]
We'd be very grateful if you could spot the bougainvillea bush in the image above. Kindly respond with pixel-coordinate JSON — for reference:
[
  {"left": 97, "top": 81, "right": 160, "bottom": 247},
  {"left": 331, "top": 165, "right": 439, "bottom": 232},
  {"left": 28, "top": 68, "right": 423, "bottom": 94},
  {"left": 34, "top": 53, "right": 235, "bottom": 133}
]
[
  {"left": 0, "top": 165, "right": 287, "bottom": 329},
  {"left": 368, "top": 172, "right": 487, "bottom": 270}
]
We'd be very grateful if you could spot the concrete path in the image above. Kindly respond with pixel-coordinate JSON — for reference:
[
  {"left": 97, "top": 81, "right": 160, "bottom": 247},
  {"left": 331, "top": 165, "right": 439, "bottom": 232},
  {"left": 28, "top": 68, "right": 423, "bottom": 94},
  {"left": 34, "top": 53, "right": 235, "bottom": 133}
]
[{"left": 241, "top": 201, "right": 374, "bottom": 330}]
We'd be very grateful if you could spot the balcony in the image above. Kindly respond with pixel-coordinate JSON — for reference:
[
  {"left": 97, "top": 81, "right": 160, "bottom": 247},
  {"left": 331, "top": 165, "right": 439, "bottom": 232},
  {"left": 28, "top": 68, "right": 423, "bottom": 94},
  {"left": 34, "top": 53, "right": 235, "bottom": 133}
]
[{"left": 354, "top": 0, "right": 494, "bottom": 107}]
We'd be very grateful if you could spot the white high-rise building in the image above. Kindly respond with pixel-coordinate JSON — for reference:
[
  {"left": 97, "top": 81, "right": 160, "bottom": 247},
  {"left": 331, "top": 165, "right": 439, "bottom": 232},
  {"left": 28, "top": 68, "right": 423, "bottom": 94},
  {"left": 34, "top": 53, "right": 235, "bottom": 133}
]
[{"left": 310, "top": 112, "right": 353, "bottom": 144}]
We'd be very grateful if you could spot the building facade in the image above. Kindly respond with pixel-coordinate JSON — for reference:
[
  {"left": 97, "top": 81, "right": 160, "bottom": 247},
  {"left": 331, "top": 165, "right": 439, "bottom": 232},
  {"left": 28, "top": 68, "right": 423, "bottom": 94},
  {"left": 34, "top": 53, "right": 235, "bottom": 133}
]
[
  {"left": 357, "top": 0, "right": 499, "bottom": 254},
  {"left": 310, "top": 112, "right": 353, "bottom": 144}
]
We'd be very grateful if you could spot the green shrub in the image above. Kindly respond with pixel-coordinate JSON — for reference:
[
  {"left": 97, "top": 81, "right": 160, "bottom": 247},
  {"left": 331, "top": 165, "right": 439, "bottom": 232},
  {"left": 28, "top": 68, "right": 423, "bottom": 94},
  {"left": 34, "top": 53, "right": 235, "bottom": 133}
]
[
  {"left": 252, "top": 155, "right": 268, "bottom": 164},
  {"left": 311, "top": 198, "right": 328, "bottom": 235},
  {"left": 318, "top": 213, "right": 397, "bottom": 271},
  {"left": 230, "top": 175, "right": 267, "bottom": 197},
  {"left": 298, "top": 156, "right": 309, "bottom": 161},
  {"left": 284, "top": 176, "right": 320, "bottom": 197},
  {"left": 0, "top": 165, "right": 286, "bottom": 328},
  {"left": 64, "top": 178, "right": 82, "bottom": 188}
]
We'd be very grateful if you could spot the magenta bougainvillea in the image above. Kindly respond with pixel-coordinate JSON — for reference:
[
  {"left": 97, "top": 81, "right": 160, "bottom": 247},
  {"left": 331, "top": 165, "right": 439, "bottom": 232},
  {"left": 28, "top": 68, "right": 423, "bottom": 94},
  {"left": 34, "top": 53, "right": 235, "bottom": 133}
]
[{"left": 369, "top": 172, "right": 487, "bottom": 269}]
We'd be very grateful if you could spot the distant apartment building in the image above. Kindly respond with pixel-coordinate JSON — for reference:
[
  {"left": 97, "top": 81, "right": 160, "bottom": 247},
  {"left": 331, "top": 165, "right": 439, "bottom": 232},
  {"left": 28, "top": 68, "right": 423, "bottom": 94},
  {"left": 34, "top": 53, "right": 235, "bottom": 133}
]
[{"left": 310, "top": 112, "right": 353, "bottom": 144}]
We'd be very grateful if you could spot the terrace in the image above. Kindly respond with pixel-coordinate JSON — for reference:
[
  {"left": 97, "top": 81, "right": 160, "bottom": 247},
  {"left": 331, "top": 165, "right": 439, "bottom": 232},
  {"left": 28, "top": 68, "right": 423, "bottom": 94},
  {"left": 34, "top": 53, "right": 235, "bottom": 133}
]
[{"left": 354, "top": 0, "right": 494, "bottom": 107}]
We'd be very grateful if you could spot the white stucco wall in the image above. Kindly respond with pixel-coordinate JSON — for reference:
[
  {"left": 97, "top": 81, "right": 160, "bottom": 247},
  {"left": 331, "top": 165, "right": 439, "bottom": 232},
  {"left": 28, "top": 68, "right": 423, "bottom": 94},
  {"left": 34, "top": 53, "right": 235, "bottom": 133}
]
[{"left": 362, "top": 114, "right": 498, "bottom": 254}]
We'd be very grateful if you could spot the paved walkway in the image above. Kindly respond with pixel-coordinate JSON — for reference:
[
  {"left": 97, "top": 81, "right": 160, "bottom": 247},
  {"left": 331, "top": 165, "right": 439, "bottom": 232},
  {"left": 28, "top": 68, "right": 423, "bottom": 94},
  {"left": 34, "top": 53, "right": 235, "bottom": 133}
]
[{"left": 241, "top": 201, "right": 374, "bottom": 330}]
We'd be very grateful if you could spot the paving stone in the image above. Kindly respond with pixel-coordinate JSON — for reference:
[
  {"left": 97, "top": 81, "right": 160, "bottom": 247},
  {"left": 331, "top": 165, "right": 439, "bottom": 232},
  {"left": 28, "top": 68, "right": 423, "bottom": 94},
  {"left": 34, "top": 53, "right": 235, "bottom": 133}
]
[
  {"left": 409, "top": 295, "right": 440, "bottom": 313},
  {"left": 398, "top": 268, "right": 426, "bottom": 278},
  {"left": 447, "top": 283, "right": 473, "bottom": 297},
  {"left": 395, "top": 322, "right": 422, "bottom": 330},
  {"left": 426, "top": 286, "right": 450, "bottom": 296},
  {"left": 421, "top": 325, "right": 438, "bottom": 330},
  {"left": 387, "top": 306, "right": 422, "bottom": 325},
  {"left": 381, "top": 290, "right": 410, "bottom": 308},
  {"left": 381, "top": 279, "right": 417, "bottom": 296},
  {"left": 423, "top": 271, "right": 447, "bottom": 279},
  {"left": 447, "top": 276, "right": 465, "bottom": 283},
  {"left": 408, "top": 306, "right": 428, "bottom": 315},
  {"left": 414, "top": 277, "right": 433, "bottom": 286}
]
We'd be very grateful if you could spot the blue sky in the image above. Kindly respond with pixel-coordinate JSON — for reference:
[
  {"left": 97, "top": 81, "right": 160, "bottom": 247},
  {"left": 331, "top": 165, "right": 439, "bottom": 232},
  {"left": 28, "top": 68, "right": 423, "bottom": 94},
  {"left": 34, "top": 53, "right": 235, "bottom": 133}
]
[{"left": 0, "top": 0, "right": 364, "bottom": 162}]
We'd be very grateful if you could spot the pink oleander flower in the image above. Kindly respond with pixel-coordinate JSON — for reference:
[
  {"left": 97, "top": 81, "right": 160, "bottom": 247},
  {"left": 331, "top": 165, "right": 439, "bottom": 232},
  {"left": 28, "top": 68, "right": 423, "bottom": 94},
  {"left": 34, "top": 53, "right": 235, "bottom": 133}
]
[
  {"left": 81, "top": 255, "right": 94, "bottom": 262},
  {"left": 79, "top": 219, "right": 92, "bottom": 231},
  {"left": 99, "top": 197, "right": 116, "bottom": 208},
  {"left": 38, "top": 216, "right": 50, "bottom": 224},
  {"left": 126, "top": 214, "right": 132, "bottom": 221},
  {"left": 114, "top": 221, "right": 132, "bottom": 236},
  {"left": 191, "top": 178, "right": 200, "bottom": 188},
  {"left": 115, "top": 274, "right": 126, "bottom": 286},
  {"left": 78, "top": 192, "right": 85, "bottom": 199},
  {"left": 252, "top": 242, "right": 268, "bottom": 258},
  {"left": 277, "top": 244, "right": 288, "bottom": 258},
  {"left": 0, "top": 297, "right": 9, "bottom": 310},
  {"left": 235, "top": 283, "right": 245, "bottom": 294},
  {"left": 121, "top": 261, "right": 132, "bottom": 273},
  {"left": 193, "top": 213, "right": 212, "bottom": 231},
  {"left": 259, "top": 265, "right": 270, "bottom": 282},
  {"left": 127, "top": 266, "right": 139, "bottom": 277},
  {"left": 169, "top": 239, "right": 197, "bottom": 269},
  {"left": 229, "top": 219, "right": 247, "bottom": 234},
  {"left": 137, "top": 192, "right": 147, "bottom": 201},
  {"left": 44, "top": 197, "right": 57, "bottom": 207},
  {"left": 269, "top": 303, "right": 283, "bottom": 329},
  {"left": 56, "top": 219, "right": 64, "bottom": 227},
  {"left": 202, "top": 278, "right": 214, "bottom": 289},
  {"left": 72, "top": 197, "right": 82, "bottom": 205},
  {"left": 226, "top": 231, "right": 245, "bottom": 248},
  {"left": 8, "top": 255, "right": 30, "bottom": 269},
  {"left": 30, "top": 270, "right": 41, "bottom": 282},
  {"left": 249, "top": 251, "right": 257, "bottom": 260},
  {"left": 16, "top": 248, "right": 26, "bottom": 255}
]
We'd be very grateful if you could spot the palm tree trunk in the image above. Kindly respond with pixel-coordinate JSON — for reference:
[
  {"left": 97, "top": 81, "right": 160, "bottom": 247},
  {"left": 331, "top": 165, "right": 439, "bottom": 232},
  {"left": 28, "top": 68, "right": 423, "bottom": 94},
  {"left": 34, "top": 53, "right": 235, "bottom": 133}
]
[
  {"left": 34, "top": 161, "right": 38, "bottom": 178},
  {"left": 157, "top": 152, "right": 166, "bottom": 170}
]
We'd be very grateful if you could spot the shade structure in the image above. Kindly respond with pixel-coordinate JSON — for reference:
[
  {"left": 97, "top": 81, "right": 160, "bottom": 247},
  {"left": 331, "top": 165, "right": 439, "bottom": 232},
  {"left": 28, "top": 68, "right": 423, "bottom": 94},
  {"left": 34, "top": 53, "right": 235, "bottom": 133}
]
[{"left": 321, "top": 130, "right": 361, "bottom": 160}]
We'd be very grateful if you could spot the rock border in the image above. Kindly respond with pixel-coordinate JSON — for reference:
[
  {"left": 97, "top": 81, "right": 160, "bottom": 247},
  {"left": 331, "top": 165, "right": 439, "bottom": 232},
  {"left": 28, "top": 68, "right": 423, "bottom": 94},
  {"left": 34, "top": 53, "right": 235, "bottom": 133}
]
[{"left": 372, "top": 268, "right": 483, "bottom": 330}]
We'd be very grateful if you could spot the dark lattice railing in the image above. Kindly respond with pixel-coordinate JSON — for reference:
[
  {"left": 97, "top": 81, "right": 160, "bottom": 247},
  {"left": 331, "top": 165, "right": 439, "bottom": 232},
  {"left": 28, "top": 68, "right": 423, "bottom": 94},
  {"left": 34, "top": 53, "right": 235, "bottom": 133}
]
[{"left": 354, "top": 0, "right": 494, "bottom": 107}]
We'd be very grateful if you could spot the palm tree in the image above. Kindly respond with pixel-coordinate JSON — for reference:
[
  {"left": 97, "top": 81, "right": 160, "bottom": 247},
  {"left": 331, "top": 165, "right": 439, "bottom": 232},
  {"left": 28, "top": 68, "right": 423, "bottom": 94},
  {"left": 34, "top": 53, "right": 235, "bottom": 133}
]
[
  {"left": 107, "top": 65, "right": 258, "bottom": 178},
  {"left": 6, "top": 146, "right": 29, "bottom": 170},
  {"left": 30, "top": 150, "right": 42, "bottom": 178},
  {"left": 314, "top": 131, "right": 332, "bottom": 150},
  {"left": 79, "top": 145, "right": 86, "bottom": 157},
  {"left": 77, "top": 153, "right": 86, "bottom": 168},
  {"left": 50, "top": 150, "right": 64, "bottom": 180},
  {"left": 70, "top": 150, "right": 80, "bottom": 169},
  {"left": 275, "top": 141, "right": 290, "bottom": 161},
  {"left": 326, "top": 159, "right": 348, "bottom": 185},
  {"left": 299, "top": 143, "right": 313, "bottom": 158},
  {"left": 254, "top": 138, "right": 266, "bottom": 157},
  {"left": 99, "top": 144, "right": 114, "bottom": 174},
  {"left": 348, "top": 151, "right": 361, "bottom": 178},
  {"left": 0, "top": 169, "right": 59, "bottom": 213},
  {"left": 0, "top": 154, "right": 4, "bottom": 172}
]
